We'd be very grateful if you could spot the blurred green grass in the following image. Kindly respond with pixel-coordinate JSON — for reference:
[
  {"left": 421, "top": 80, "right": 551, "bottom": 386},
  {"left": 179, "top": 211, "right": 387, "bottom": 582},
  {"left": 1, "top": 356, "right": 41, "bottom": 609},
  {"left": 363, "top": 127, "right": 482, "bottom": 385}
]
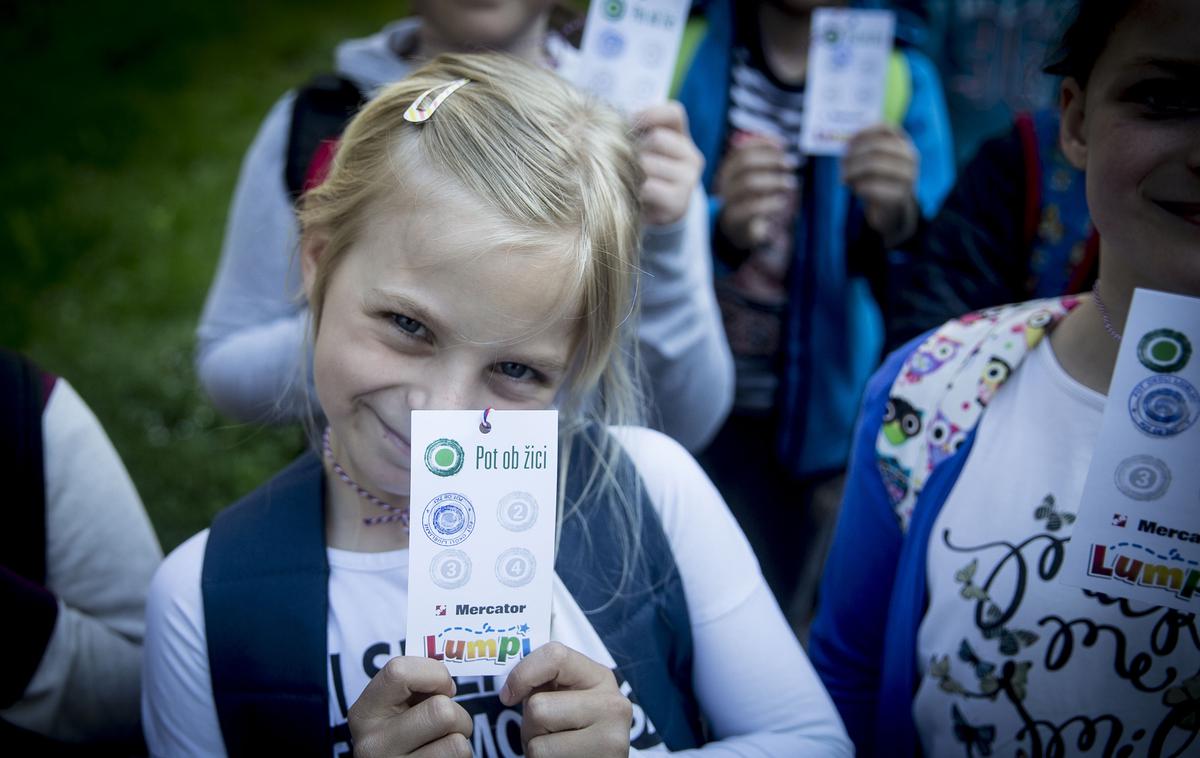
[{"left": 2, "top": 0, "right": 406, "bottom": 550}]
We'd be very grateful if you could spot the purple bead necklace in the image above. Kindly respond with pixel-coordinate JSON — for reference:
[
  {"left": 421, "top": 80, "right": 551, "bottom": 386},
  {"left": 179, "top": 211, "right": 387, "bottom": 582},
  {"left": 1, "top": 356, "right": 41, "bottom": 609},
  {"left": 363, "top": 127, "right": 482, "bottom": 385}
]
[{"left": 322, "top": 427, "right": 411, "bottom": 529}]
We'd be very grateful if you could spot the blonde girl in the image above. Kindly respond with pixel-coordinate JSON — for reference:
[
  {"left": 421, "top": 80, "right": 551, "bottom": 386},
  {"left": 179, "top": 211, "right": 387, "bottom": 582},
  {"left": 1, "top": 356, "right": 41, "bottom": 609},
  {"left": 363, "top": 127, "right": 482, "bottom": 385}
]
[{"left": 143, "top": 54, "right": 850, "bottom": 757}]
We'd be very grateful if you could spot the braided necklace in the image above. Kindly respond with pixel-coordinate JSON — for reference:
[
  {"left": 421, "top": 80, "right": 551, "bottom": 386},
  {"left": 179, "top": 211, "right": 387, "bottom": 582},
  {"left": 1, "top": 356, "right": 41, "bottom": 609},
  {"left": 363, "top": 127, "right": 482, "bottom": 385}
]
[
  {"left": 1091, "top": 280, "right": 1122, "bottom": 342},
  {"left": 322, "top": 426, "right": 411, "bottom": 528}
]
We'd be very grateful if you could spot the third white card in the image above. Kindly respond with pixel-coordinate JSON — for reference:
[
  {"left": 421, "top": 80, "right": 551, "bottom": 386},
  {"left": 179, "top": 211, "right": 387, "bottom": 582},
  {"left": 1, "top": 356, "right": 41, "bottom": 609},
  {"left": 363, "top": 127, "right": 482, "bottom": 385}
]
[
  {"left": 1060, "top": 289, "right": 1200, "bottom": 611},
  {"left": 799, "top": 8, "right": 895, "bottom": 156}
]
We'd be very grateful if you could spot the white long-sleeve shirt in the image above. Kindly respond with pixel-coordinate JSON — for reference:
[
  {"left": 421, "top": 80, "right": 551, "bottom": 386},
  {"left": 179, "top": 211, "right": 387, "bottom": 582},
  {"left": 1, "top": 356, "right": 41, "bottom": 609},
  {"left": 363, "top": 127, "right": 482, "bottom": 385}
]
[{"left": 143, "top": 427, "right": 851, "bottom": 756}]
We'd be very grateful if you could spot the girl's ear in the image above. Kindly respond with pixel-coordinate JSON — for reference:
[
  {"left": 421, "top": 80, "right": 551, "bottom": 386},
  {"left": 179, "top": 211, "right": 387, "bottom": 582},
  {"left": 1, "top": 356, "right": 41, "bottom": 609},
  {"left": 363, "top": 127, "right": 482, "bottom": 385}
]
[
  {"left": 300, "top": 233, "right": 328, "bottom": 302},
  {"left": 1059, "top": 78, "right": 1088, "bottom": 171}
]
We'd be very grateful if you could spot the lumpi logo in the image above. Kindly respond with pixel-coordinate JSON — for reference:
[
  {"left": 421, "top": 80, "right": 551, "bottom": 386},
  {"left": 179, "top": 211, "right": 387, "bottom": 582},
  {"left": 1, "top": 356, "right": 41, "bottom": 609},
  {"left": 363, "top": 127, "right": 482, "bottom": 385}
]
[
  {"left": 425, "top": 438, "right": 464, "bottom": 476},
  {"left": 1087, "top": 543, "right": 1200, "bottom": 600},
  {"left": 425, "top": 625, "right": 532, "bottom": 666}
]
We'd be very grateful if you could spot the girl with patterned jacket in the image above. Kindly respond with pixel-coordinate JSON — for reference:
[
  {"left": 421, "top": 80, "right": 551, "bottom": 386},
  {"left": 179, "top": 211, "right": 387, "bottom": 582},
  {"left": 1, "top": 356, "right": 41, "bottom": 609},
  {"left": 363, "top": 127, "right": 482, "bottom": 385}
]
[{"left": 810, "top": 0, "right": 1200, "bottom": 755}]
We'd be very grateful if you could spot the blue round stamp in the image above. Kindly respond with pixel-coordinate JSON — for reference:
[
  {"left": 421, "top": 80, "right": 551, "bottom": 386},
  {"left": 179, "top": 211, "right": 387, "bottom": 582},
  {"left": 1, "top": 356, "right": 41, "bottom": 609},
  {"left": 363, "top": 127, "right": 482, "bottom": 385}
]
[
  {"left": 598, "top": 29, "right": 625, "bottom": 59},
  {"left": 422, "top": 493, "right": 476, "bottom": 546},
  {"left": 1128, "top": 375, "right": 1200, "bottom": 438}
]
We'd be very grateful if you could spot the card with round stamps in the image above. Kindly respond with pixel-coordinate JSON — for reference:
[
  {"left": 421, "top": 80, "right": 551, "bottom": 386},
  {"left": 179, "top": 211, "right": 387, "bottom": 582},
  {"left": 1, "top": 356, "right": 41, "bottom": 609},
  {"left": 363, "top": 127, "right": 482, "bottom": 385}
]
[
  {"left": 799, "top": 8, "right": 896, "bottom": 156},
  {"left": 566, "top": 0, "right": 691, "bottom": 114},
  {"left": 1061, "top": 289, "right": 1200, "bottom": 611},
  {"left": 405, "top": 409, "right": 559, "bottom": 676}
]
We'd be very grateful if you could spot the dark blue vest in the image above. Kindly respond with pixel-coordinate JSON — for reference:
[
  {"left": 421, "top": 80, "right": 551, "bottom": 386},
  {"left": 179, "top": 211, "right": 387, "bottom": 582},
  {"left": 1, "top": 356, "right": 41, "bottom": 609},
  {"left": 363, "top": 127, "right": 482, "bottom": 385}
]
[{"left": 201, "top": 427, "right": 706, "bottom": 756}]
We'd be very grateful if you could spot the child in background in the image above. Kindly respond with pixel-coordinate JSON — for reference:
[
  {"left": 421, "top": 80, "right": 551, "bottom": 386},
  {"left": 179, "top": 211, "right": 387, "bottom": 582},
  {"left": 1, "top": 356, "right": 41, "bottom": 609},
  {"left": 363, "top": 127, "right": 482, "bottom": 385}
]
[
  {"left": 811, "top": 0, "right": 1200, "bottom": 754},
  {"left": 678, "top": 0, "right": 955, "bottom": 611},
  {"left": 1, "top": 350, "right": 162, "bottom": 751},
  {"left": 195, "top": 0, "right": 733, "bottom": 452},
  {"left": 145, "top": 54, "right": 851, "bottom": 757}
]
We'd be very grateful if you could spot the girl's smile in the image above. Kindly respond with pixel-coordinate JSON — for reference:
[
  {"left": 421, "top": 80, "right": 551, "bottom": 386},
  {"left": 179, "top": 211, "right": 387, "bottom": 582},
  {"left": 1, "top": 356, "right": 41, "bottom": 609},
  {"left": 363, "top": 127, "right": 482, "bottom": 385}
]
[
  {"left": 1152, "top": 199, "right": 1200, "bottom": 228},
  {"left": 366, "top": 403, "right": 411, "bottom": 468}
]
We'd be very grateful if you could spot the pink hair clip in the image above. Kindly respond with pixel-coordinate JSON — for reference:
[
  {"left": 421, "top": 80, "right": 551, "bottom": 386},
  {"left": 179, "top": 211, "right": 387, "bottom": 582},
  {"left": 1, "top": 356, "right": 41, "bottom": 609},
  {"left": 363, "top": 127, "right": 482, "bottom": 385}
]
[{"left": 404, "top": 77, "right": 471, "bottom": 123}]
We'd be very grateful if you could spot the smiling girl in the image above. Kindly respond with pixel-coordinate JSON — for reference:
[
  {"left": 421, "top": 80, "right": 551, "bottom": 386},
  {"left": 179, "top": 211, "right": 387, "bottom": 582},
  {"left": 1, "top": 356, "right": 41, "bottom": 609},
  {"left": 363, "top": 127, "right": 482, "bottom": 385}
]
[
  {"left": 142, "top": 54, "right": 850, "bottom": 757},
  {"left": 810, "top": 0, "right": 1200, "bottom": 755}
]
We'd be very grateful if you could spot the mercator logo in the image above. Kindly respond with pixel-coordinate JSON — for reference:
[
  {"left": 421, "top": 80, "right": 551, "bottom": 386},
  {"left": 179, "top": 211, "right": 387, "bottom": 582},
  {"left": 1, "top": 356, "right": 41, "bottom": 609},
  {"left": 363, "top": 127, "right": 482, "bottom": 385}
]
[{"left": 424, "top": 438, "right": 464, "bottom": 476}]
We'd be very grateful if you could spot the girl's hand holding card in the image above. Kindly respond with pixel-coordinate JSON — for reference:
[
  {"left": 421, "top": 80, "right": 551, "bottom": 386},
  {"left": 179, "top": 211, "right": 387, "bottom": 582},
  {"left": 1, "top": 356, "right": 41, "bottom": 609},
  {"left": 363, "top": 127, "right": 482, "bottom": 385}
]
[
  {"left": 842, "top": 124, "right": 919, "bottom": 247},
  {"left": 500, "top": 642, "right": 632, "bottom": 757},
  {"left": 348, "top": 657, "right": 472, "bottom": 758}
]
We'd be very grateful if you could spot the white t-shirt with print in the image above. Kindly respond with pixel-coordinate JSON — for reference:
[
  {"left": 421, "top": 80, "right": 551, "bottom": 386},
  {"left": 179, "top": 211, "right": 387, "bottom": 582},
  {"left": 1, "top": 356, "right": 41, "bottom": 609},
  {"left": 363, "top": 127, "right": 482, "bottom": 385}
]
[
  {"left": 913, "top": 338, "right": 1200, "bottom": 757},
  {"left": 142, "top": 427, "right": 851, "bottom": 757}
]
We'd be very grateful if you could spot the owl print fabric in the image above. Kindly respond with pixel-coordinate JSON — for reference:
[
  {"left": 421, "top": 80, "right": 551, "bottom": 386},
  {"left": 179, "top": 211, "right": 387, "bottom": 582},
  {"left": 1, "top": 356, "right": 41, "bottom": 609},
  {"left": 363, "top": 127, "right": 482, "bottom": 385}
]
[
  {"left": 876, "top": 297, "right": 1080, "bottom": 532},
  {"left": 911, "top": 338, "right": 1200, "bottom": 757}
]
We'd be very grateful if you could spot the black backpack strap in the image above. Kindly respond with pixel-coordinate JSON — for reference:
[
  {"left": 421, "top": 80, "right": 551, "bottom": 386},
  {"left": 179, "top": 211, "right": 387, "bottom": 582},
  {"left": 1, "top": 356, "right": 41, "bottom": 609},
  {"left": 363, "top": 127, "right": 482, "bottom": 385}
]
[
  {"left": 556, "top": 426, "right": 706, "bottom": 749},
  {"left": 202, "top": 452, "right": 331, "bottom": 758},
  {"left": 0, "top": 349, "right": 58, "bottom": 709},
  {"left": 0, "top": 349, "right": 49, "bottom": 582},
  {"left": 285, "top": 74, "right": 365, "bottom": 200}
]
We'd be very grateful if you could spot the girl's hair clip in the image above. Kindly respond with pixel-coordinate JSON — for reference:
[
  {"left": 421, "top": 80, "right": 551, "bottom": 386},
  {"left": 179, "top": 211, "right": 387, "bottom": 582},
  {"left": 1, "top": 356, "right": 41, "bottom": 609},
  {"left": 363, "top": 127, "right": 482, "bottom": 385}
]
[{"left": 404, "top": 78, "right": 471, "bottom": 123}]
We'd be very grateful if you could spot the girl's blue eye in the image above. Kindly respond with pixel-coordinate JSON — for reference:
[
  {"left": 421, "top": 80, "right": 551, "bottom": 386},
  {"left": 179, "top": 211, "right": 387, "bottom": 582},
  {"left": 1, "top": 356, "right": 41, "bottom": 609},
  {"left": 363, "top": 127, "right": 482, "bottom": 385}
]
[
  {"left": 388, "top": 313, "right": 427, "bottom": 337},
  {"left": 497, "top": 362, "right": 535, "bottom": 381}
]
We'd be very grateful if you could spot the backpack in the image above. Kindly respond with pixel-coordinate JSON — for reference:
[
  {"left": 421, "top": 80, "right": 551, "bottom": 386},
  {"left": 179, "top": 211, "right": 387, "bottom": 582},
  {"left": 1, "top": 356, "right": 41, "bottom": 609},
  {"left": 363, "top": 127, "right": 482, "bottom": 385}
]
[
  {"left": 201, "top": 424, "right": 705, "bottom": 757},
  {"left": 875, "top": 296, "right": 1082, "bottom": 531},
  {"left": 284, "top": 74, "right": 366, "bottom": 201},
  {"left": 1015, "top": 109, "right": 1098, "bottom": 299}
]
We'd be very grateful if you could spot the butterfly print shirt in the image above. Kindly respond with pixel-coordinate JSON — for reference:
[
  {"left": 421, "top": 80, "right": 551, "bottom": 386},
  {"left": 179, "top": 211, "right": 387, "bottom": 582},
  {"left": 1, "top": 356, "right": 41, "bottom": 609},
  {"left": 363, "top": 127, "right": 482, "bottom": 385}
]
[{"left": 913, "top": 339, "right": 1200, "bottom": 757}]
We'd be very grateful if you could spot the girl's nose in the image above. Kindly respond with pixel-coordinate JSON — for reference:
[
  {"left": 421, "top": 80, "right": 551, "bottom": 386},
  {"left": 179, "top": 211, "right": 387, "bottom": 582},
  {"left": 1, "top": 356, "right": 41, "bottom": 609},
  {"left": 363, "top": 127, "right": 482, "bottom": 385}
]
[{"left": 408, "top": 367, "right": 475, "bottom": 412}]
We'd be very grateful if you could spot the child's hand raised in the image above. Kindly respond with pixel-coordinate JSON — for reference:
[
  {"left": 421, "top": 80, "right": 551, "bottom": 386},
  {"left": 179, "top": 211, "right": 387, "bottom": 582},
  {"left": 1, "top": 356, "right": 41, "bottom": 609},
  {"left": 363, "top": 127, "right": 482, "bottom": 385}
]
[
  {"left": 842, "top": 125, "right": 920, "bottom": 247},
  {"left": 633, "top": 102, "right": 705, "bottom": 227},
  {"left": 715, "top": 132, "right": 799, "bottom": 252},
  {"left": 500, "top": 641, "right": 631, "bottom": 757},
  {"left": 348, "top": 657, "right": 473, "bottom": 758}
]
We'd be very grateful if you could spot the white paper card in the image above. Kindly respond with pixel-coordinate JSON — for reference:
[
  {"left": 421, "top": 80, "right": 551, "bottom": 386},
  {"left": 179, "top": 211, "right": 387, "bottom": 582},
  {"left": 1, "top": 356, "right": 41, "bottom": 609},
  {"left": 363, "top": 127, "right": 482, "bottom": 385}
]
[
  {"left": 572, "top": 0, "right": 690, "bottom": 113},
  {"left": 799, "top": 8, "right": 895, "bottom": 156},
  {"left": 1061, "top": 289, "right": 1200, "bottom": 611},
  {"left": 405, "top": 410, "right": 559, "bottom": 676}
]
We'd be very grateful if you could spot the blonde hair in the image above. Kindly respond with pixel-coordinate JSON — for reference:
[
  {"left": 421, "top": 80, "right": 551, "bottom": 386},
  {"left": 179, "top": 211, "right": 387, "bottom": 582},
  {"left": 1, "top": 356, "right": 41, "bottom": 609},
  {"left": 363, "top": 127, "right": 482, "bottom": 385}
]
[{"left": 299, "top": 53, "right": 649, "bottom": 603}]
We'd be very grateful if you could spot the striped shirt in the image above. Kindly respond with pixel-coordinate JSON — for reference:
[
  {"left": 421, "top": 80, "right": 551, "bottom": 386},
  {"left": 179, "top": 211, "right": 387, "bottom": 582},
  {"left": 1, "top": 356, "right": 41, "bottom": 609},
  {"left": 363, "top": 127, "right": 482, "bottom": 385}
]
[
  {"left": 727, "top": 46, "right": 808, "bottom": 170},
  {"left": 718, "top": 40, "right": 809, "bottom": 411}
]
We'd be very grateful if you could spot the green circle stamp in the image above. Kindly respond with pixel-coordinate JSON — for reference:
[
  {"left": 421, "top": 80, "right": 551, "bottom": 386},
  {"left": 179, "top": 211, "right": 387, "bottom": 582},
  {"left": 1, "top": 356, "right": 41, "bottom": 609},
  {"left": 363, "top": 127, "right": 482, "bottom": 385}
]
[
  {"left": 424, "top": 438, "right": 464, "bottom": 477},
  {"left": 603, "top": 0, "right": 625, "bottom": 20},
  {"left": 1137, "top": 329, "right": 1191, "bottom": 373}
]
